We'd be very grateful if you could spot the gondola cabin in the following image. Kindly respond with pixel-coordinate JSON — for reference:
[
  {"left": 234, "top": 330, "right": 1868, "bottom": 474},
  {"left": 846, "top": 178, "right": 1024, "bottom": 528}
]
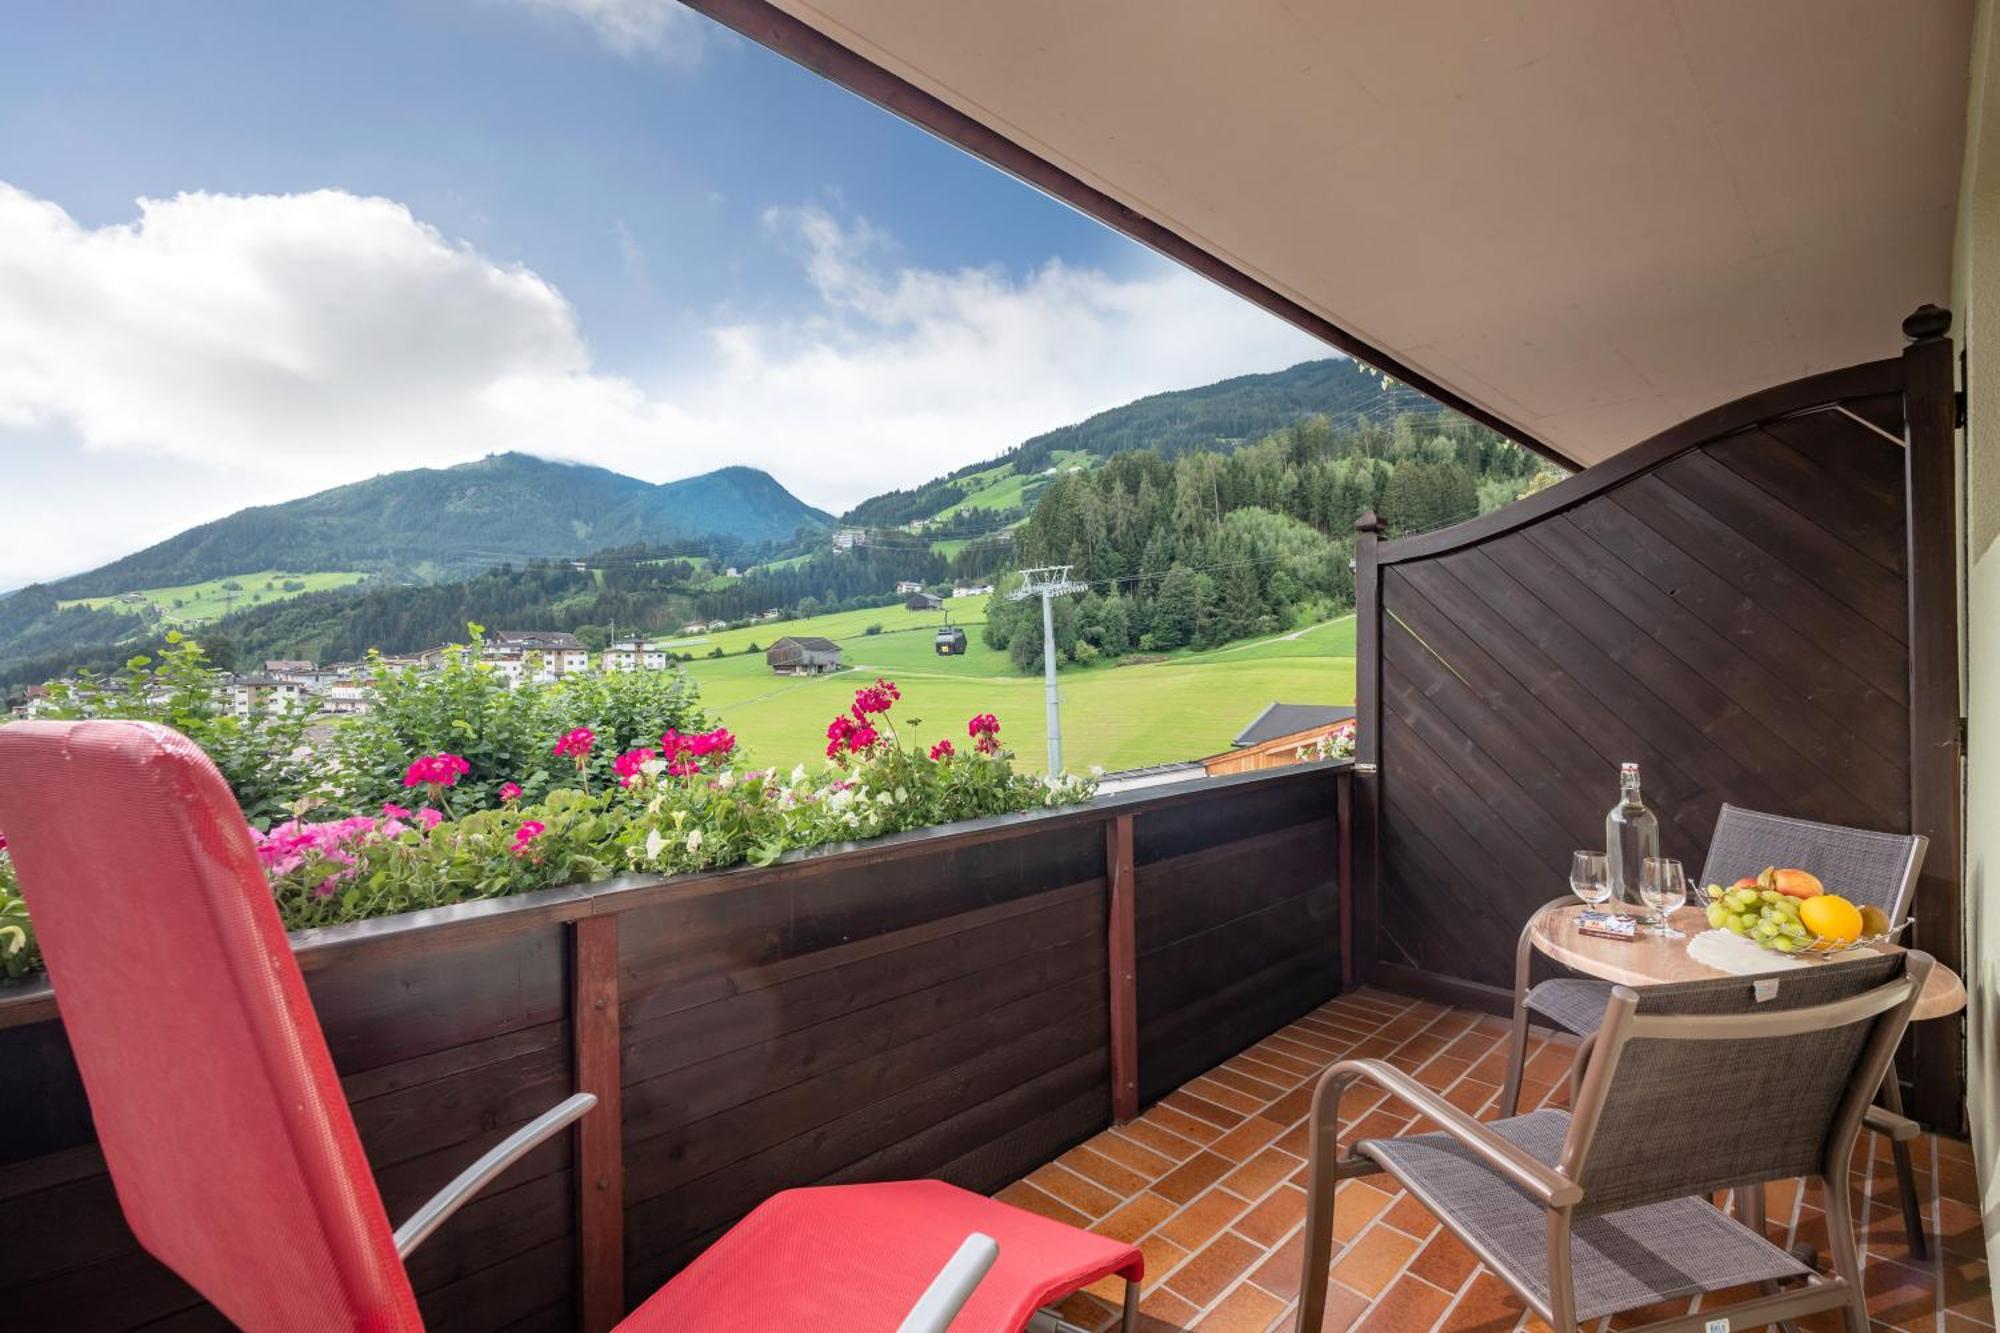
[{"left": 934, "top": 625, "right": 967, "bottom": 656}]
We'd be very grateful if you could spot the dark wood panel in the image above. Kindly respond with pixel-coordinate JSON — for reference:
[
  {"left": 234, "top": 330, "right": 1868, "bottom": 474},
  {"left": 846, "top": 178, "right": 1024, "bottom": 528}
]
[
  {"left": 1565, "top": 494, "right": 1907, "bottom": 764},
  {"left": 308, "top": 924, "right": 568, "bottom": 1073},
  {"left": 1134, "top": 818, "right": 1338, "bottom": 948},
  {"left": 1132, "top": 772, "right": 1333, "bottom": 865},
  {"left": 1363, "top": 368, "right": 1919, "bottom": 1010},
  {"left": 1653, "top": 449, "right": 1907, "bottom": 638},
  {"left": 1606, "top": 475, "right": 1909, "bottom": 702},
  {"left": 620, "top": 882, "right": 1101, "bottom": 1083},
  {"left": 614, "top": 818, "right": 1102, "bottom": 1005},
  {"left": 1390, "top": 561, "right": 1718, "bottom": 853},
  {"left": 623, "top": 979, "right": 1108, "bottom": 1275},
  {"left": 1706, "top": 428, "right": 1905, "bottom": 573},
  {"left": 1521, "top": 515, "right": 1905, "bottom": 809}
]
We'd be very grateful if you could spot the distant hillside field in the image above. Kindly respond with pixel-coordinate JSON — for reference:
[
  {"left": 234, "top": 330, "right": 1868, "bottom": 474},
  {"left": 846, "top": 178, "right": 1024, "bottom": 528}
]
[
  {"left": 60, "top": 570, "right": 368, "bottom": 627},
  {"left": 679, "top": 597, "right": 1357, "bottom": 774}
]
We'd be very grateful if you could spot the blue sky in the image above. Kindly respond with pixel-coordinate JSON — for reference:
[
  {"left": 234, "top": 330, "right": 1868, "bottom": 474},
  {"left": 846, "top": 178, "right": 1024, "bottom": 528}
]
[{"left": 0, "top": 0, "right": 1324, "bottom": 587}]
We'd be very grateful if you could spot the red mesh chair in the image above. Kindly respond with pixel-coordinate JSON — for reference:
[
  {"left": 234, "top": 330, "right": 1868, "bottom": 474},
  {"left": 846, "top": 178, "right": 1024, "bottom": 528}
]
[{"left": 0, "top": 720, "right": 1140, "bottom": 1332}]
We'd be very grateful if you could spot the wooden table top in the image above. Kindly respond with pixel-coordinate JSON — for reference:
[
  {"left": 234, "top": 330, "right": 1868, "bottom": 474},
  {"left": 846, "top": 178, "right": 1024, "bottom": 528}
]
[{"left": 1530, "top": 902, "right": 1967, "bottom": 1022}]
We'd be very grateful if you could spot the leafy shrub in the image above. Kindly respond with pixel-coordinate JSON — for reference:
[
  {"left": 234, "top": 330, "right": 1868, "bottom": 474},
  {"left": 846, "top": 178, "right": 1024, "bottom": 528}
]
[
  {"left": 243, "top": 681, "right": 1091, "bottom": 934},
  {"left": 864, "top": 623, "right": 883, "bottom": 636},
  {"left": 0, "top": 845, "right": 36, "bottom": 980},
  {"left": 36, "top": 634, "right": 320, "bottom": 828},
  {"left": 330, "top": 635, "right": 708, "bottom": 812},
  {"left": 0, "top": 667, "right": 1094, "bottom": 980}
]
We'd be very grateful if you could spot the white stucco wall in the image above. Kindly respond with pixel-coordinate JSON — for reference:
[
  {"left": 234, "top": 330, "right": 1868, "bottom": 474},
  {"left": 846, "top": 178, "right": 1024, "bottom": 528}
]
[{"left": 1955, "top": 0, "right": 1999, "bottom": 1275}]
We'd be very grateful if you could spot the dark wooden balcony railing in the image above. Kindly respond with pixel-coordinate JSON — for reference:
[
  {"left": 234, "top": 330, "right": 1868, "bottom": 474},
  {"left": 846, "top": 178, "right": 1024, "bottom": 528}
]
[{"left": 0, "top": 760, "right": 1351, "bottom": 1331}]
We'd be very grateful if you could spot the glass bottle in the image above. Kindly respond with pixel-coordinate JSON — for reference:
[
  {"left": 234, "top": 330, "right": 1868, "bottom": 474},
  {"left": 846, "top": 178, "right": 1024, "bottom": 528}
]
[{"left": 1605, "top": 762, "right": 1661, "bottom": 919}]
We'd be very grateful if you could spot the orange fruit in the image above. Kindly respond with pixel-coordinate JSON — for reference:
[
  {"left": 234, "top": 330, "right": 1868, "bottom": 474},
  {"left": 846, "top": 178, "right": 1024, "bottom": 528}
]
[{"left": 1799, "top": 894, "right": 1863, "bottom": 946}]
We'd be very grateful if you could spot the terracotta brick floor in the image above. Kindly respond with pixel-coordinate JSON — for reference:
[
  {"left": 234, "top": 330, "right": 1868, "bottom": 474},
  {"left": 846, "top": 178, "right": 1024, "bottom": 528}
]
[{"left": 998, "top": 988, "right": 1991, "bottom": 1333}]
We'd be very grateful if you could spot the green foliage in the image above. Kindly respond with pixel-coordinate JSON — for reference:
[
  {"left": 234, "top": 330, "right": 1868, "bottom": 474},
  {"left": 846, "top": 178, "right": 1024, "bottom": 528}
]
[
  {"left": 0, "top": 851, "right": 36, "bottom": 981},
  {"left": 329, "top": 636, "right": 709, "bottom": 812},
  {"left": 986, "top": 405, "right": 1553, "bottom": 672},
  {"left": 1381, "top": 459, "right": 1479, "bottom": 536},
  {"left": 35, "top": 633, "right": 320, "bottom": 827}
]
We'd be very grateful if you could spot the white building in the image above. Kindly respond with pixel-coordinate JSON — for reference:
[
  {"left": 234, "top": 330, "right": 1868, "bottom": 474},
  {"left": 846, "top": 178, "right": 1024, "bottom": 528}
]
[
  {"left": 228, "top": 675, "right": 308, "bottom": 717},
  {"left": 263, "top": 659, "right": 338, "bottom": 688},
  {"left": 952, "top": 584, "right": 996, "bottom": 599},
  {"left": 895, "top": 580, "right": 923, "bottom": 594},
  {"left": 488, "top": 630, "right": 590, "bottom": 676},
  {"left": 321, "top": 680, "right": 372, "bottom": 716},
  {"left": 832, "top": 528, "right": 869, "bottom": 551},
  {"left": 602, "top": 638, "right": 669, "bottom": 672}
]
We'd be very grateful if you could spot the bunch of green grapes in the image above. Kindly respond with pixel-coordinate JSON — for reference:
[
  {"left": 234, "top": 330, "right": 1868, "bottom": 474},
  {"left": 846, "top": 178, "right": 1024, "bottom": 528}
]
[{"left": 1703, "top": 884, "right": 1809, "bottom": 953}]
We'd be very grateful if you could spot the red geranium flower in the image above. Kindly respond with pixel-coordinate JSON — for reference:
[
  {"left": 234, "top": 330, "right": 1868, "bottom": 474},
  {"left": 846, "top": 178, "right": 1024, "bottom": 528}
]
[{"left": 966, "top": 714, "right": 1002, "bottom": 755}]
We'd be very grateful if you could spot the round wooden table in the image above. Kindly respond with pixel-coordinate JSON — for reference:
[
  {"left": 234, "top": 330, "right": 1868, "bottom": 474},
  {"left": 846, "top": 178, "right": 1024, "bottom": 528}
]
[{"left": 1529, "top": 902, "right": 1967, "bottom": 1021}]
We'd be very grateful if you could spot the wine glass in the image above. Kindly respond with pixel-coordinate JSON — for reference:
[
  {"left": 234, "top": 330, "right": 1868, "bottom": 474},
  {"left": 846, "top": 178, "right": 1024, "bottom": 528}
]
[
  {"left": 1569, "top": 851, "right": 1611, "bottom": 909},
  {"left": 1640, "top": 857, "right": 1688, "bottom": 937}
]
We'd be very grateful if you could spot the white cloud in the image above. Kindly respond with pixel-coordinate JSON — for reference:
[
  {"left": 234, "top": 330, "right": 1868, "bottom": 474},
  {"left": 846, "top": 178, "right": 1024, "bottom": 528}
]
[
  {"left": 507, "top": 0, "right": 711, "bottom": 65},
  {"left": 0, "top": 183, "right": 1329, "bottom": 585}
]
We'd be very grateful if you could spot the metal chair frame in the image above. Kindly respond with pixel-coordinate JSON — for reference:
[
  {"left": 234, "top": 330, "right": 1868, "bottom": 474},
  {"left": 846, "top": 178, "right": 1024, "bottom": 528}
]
[
  {"left": 1497, "top": 805, "right": 1930, "bottom": 1254},
  {"left": 1297, "top": 957, "right": 1931, "bottom": 1333}
]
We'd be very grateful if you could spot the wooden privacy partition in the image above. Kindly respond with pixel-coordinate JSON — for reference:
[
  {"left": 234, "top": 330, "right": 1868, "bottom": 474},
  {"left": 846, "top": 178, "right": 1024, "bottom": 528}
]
[
  {"left": 0, "top": 763, "right": 1347, "bottom": 1331},
  {"left": 1350, "top": 312, "right": 1965, "bottom": 1130}
]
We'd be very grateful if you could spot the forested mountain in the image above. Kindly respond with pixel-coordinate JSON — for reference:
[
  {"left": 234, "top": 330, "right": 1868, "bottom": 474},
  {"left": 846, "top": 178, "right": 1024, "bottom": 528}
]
[
  {"left": 45, "top": 455, "right": 832, "bottom": 597},
  {"left": 980, "top": 410, "right": 1555, "bottom": 670},
  {"left": 0, "top": 539, "right": 952, "bottom": 688},
  {"left": 841, "top": 358, "right": 1437, "bottom": 528},
  {"left": 3, "top": 359, "right": 1559, "bottom": 690}
]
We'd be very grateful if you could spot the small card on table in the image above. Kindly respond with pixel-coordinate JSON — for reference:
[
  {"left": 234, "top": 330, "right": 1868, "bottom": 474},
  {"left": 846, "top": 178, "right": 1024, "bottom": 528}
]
[{"left": 1576, "top": 910, "right": 1638, "bottom": 942}]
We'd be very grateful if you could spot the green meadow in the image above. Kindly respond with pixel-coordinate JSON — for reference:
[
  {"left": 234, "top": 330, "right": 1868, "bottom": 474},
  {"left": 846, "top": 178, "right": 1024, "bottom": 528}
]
[
  {"left": 674, "top": 597, "right": 1355, "bottom": 775},
  {"left": 60, "top": 569, "right": 369, "bottom": 626}
]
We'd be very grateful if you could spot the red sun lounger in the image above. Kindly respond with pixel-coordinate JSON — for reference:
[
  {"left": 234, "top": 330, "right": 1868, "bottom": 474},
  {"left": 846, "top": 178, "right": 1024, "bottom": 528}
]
[{"left": 0, "top": 721, "right": 1141, "bottom": 1332}]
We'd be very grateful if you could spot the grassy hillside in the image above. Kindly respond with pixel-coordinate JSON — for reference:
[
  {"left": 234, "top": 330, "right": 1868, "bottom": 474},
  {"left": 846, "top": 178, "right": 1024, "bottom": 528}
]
[
  {"left": 841, "top": 358, "right": 1439, "bottom": 529},
  {"left": 677, "top": 597, "right": 1356, "bottom": 774},
  {"left": 60, "top": 570, "right": 368, "bottom": 627}
]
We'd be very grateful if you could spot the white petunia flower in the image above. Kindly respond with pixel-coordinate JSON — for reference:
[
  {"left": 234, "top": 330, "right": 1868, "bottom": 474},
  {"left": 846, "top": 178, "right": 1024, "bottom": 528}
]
[{"left": 644, "top": 829, "right": 666, "bottom": 862}]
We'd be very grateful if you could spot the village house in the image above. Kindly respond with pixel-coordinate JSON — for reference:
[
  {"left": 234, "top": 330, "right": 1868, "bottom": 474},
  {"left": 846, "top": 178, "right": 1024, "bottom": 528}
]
[
  {"left": 487, "top": 630, "right": 590, "bottom": 676},
  {"left": 227, "top": 675, "right": 308, "bottom": 718},
  {"left": 951, "top": 584, "right": 995, "bottom": 599},
  {"left": 831, "top": 528, "right": 867, "bottom": 551},
  {"left": 765, "top": 636, "right": 842, "bottom": 676},
  {"left": 905, "top": 591, "right": 942, "bottom": 611},
  {"left": 602, "top": 638, "right": 668, "bottom": 672},
  {"left": 319, "top": 680, "right": 371, "bottom": 717},
  {"left": 894, "top": 580, "right": 922, "bottom": 594}
]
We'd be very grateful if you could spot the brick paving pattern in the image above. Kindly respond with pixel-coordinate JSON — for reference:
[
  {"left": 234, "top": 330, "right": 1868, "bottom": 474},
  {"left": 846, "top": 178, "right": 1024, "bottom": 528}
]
[{"left": 998, "top": 988, "right": 1990, "bottom": 1332}]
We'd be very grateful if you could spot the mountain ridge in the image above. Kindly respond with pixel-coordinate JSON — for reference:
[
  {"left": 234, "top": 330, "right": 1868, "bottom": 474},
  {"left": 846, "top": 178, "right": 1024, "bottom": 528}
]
[{"left": 43, "top": 454, "right": 834, "bottom": 598}]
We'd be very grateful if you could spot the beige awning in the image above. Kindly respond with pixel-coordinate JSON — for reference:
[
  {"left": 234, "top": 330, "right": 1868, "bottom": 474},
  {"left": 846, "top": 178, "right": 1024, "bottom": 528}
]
[{"left": 715, "top": 0, "right": 1974, "bottom": 466}]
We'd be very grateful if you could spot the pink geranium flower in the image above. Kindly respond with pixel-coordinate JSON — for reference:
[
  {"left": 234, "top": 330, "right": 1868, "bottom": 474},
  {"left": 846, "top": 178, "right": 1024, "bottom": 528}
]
[
  {"left": 851, "top": 679, "right": 900, "bottom": 718},
  {"left": 553, "top": 728, "right": 595, "bottom": 760},
  {"left": 402, "top": 753, "right": 470, "bottom": 788},
  {"left": 510, "top": 820, "right": 546, "bottom": 857},
  {"left": 929, "top": 740, "right": 955, "bottom": 761},
  {"left": 498, "top": 782, "right": 523, "bottom": 803},
  {"left": 614, "top": 748, "right": 657, "bottom": 787},
  {"left": 380, "top": 802, "right": 411, "bottom": 820}
]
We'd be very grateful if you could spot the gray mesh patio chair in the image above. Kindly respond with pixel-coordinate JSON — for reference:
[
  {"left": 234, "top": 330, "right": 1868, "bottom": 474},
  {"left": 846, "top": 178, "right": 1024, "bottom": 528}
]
[
  {"left": 1497, "top": 804, "right": 1929, "bottom": 1253},
  {"left": 1296, "top": 951, "right": 1932, "bottom": 1333}
]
